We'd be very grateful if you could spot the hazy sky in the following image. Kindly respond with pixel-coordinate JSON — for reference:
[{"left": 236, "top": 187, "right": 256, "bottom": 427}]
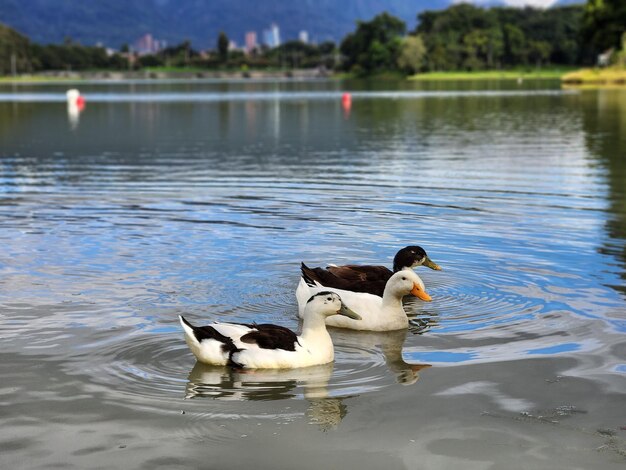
[{"left": 456, "top": 0, "right": 559, "bottom": 7}]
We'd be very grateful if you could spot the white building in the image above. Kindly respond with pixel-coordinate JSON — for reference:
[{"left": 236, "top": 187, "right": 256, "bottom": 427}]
[{"left": 263, "top": 23, "right": 281, "bottom": 48}]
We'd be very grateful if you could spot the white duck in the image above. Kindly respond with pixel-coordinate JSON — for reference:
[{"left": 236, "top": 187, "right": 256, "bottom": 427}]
[
  {"left": 296, "top": 269, "right": 431, "bottom": 331},
  {"left": 179, "top": 291, "right": 360, "bottom": 369}
]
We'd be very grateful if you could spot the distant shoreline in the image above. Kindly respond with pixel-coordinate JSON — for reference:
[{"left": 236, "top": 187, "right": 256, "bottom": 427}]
[
  {"left": 4, "top": 67, "right": 622, "bottom": 85},
  {"left": 0, "top": 68, "right": 330, "bottom": 83},
  {"left": 409, "top": 68, "right": 573, "bottom": 81}
]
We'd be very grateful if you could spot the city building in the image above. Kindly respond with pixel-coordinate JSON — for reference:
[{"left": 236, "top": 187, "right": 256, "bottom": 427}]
[
  {"left": 299, "top": 30, "right": 309, "bottom": 44},
  {"left": 270, "top": 23, "right": 281, "bottom": 47},
  {"left": 245, "top": 31, "right": 257, "bottom": 53},
  {"left": 262, "top": 23, "right": 281, "bottom": 48},
  {"left": 132, "top": 33, "right": 166, "bottom": 55}
]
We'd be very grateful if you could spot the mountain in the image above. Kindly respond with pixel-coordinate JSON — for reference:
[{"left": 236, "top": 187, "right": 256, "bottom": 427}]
[
  {"left": 0, "top": 0, "right": 449, "bottom": 49},
  {"left": 0, "top": 0, "right": 584, "bottom": 49}
]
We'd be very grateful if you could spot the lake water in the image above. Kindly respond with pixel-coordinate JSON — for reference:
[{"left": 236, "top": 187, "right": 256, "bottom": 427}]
[{"left": 1, "top": 79, "right": 625, "bottom": 469}]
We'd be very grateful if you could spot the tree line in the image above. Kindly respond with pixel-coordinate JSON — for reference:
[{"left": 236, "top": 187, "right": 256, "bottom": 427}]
[
  {"left": 340, "top": 1, "right": 625, "bottom": 75},
  {"left": 0, "top": 22, "right": 337, "bottom": 75},
  {"left": 1, "top": 0, "right": 624, "bottom": 76}
]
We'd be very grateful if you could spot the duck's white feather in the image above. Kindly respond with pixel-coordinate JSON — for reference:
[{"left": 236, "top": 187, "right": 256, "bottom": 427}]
[
  {"left": 234, "top": 337, "right": 332, "bottom": 369},
  {"left": 298, "top": 278, "right": 407, "bottom": 331},
  {"left": 180, "top": 292, "right": 353, "bottom": 369},
  {"left": 297, "top": 270, "right": 429, "bottom": 331}
]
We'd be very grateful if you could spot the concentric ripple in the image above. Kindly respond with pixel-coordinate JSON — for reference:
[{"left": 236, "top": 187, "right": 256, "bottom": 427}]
[
  {"left": 1, "top": 80, "right": 625, "bottom": 446},
  {"left": 65, "top": 325, "right": 428, "bottom": 411},
  {"left": 404, "top": 260, "right": 547, "bottom": 335}
]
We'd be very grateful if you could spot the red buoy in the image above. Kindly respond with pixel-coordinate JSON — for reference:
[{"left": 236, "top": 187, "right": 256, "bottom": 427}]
[
  {"left": 341, "top": 93, "right": 352, "bottom": 119},
  {"left": 76, "top": 95, "right": 86, "bottom": 110},
  {"left": 342, "top": 93, "right": 352, "bottom": 108}
]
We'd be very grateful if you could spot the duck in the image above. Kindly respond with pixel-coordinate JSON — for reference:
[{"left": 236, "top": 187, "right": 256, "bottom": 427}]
[
  {"left": 179, "top": 291, "right": 361, "bottom": 369},
  {"left": 300, "top": 245, "right": 441, "bottom": 297},
  {"left": 296, "top": 269, "right": 431, "bottom": 331}
]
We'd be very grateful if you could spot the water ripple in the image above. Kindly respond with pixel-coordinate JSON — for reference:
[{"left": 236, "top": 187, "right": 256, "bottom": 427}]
[{"left": 0, "top": 83, "right": 624, "bottom": 434}]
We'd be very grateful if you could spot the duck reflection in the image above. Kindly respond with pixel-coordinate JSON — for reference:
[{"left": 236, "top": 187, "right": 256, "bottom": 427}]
[
  {"left": 330, "top": 328, "right": 431, "bottom": 385},
  {"left": 186, "top": 361, "right": 348, "bottom": 430},
  {"left": 404, "top": 297, "right": 440, "bottom": 334},
  {"left": 185, "top": 328, "right": 429, "bottom": 430}
]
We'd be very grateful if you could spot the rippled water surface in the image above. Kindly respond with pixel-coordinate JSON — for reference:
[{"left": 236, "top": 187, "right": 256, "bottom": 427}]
[{"left": 1, "top": 79, "right": 625, "bottom": 469}]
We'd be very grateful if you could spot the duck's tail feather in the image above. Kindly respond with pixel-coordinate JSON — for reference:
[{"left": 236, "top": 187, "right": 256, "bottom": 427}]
[
  {"left": 179, "top": 315, "right": 197, "bottom": 343},
  {"left": 301, "top": 262, "right": 321, "bottom": 287},
  {"left": 296, "top": 277, "right": 313, "bottom": 318}
]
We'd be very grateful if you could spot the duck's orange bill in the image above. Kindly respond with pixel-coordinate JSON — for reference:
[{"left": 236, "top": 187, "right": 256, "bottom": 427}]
[{"left": 411, "top": 284, "right": 432, "bottom": 302}]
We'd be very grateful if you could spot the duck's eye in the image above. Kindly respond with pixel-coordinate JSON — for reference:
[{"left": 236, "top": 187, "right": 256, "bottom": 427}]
[
  {"left": 402, "top": 277, "right": 406, "bottom": 281},
  {"left": 327, "top": 297, "right": 332, "bottom": 301}
]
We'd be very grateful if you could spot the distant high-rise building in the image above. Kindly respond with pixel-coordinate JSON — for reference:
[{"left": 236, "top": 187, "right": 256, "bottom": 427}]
[
  {"left": 299, "top": 30, "right": 309, "bottom": 44},
  {"left": 262, "top": 29, "right": 273, "bottom": 47},
  {"left": 271, "top": 23, "right": 281, "bottom": 47},
  {"left": 245, "top": 31, "right": 257, "bottom": 53},
  {"left": 262, "top": 23, "right": 281, "bottom": 48},
  {"left": 133, "top": 33, "right": 164, "bottom": 55}
]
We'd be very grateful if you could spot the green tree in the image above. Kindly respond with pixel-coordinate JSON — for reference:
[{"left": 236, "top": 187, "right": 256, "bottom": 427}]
[
  {"left": 217, "top": 31, "right": 229, "bottom": 63},
  {"left": 0, "top": 23, "right": 32, "bottom": 74},
  {"left": 485, "top": 27, "right": 504, "bottom": 68},
  {"left": 463, "top": 29, "right": 489, "bottom": 70},
  {"left": 397, "top": 35, "right": 426, "bottom": 74},
  {"left": 582, "top": 0, "right": 626, "bottom": 55},
  {"left": 528, "top": 40, "right": 552, "bottom": 67},
  {"left": 368, "top": 39, "right": 390, "bottom": 70},
  {"left": 427, "top": 43, "right": 448, "bottom": 71},
  {"left": 318, "top": 41, "right": 335, "bottom": 55},
  {"left": 503, "top": 24, "right": 527, "bottom": 65},
  {"left": 138, "top": 54, "right": 164, "bottom": 68},
  {"left": 416, "top": 4, "right": 583, "bottom": 70},
  {"left": 340, "top": 12, "right": 406, "bottom": 73}
]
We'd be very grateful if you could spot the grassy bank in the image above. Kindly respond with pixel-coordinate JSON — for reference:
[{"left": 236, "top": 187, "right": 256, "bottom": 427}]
[
  {"left": 1, "top": 67, "right": 587, "bottom": 84},
  {"left": 0, "top": 75, "right": 77, "bottom": 83},
  {"left": 409, "top": 68, "right": 574, "bottom": 81},
  {"left": 561, "top": 67, "right": 626, "bottom": 85}
]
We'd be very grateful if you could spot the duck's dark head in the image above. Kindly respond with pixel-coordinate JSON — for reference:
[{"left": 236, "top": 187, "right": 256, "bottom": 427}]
[{"left": 393, "top": 246, "right": 441, "bottom": 272}]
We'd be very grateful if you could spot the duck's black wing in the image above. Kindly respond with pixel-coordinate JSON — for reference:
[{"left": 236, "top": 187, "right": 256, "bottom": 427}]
[
  {"left": 327, "top": 264, "right": 393, "bottom": 282},
  {"left": 240, "top": 324, "right": 300, "bottom": 352},
  {"left": 301, "top": 262, "right": 392, "bottom": 297}
]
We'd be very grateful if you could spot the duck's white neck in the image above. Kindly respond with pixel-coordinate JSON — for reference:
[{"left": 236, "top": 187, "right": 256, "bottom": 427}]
[
  {"left": 300, "top": 313, "right": 333, "bottom": 345},
  {"left": 380, "top": 288, "right": 409, "bottom": 327},
  {"left": 381, "top": 288, "right": 405, "bottom": 311}
]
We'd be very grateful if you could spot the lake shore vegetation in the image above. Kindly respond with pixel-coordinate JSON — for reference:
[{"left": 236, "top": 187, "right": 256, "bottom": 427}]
[{"left": 0, "top": 1, "right": 623, "bottom": 83}]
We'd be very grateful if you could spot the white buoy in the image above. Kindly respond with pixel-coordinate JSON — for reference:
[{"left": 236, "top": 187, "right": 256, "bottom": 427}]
[
  {"left": 66, "top": 89, "right": 84, "bottom": 129},
  {"left": 66, "top": 89, "right": 80, "bottom": 104}
]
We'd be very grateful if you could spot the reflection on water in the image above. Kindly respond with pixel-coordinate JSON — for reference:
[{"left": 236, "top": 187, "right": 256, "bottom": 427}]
[
  {"left": 184, "top": 329, "right": 431, "bottom": 430},
  {"left": 331, "top": 328, "right": 432, "bottom": 386},
  {"left": 186, "top": 362, "right": 335, "bottom": 401},
  {"left": 0, "top": 80, "right": 625, "bottom": 468},
  {"left": 186, "top": 362, "right": 347, "bottom": 430},
  {"left": 581, "top": 90, "right": 626, "bottom": 294}
]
